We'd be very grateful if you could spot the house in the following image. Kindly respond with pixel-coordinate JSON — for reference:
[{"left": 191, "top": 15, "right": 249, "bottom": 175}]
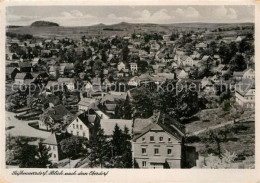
[
  {"left": 163, "top": 34, "right": 171, "bottom": 41},
  {"left": 117, "top": 70, "right": 125, "bottom": 78},
  {"left": 152, "top": 73, "right": 175, "bottom": 84},
  {"left": 128, "top": 76, "right": 140, "bottom": 87},
  {"left": 57, "top": 78, "right": 75, "bottom": 90},
  {"left": 233, "top": 68, "right": 255, "bottom": 81},
  {"left": 66, "top": 112, "right": 97, "bottom": 139},
  {"left": 59, "top": 63, "right": 75, "bottom": 74},
  {"left": 177, "top": 70, "right": 188, "bottom": 80},
  {"left": 235, "top": 79, "right": 255, "bottom": 108},
  {"left": 117, "top": 62, "right": 126, "bottom": 71},
  {"left": 14, "top": 72, "right": 33, "bottom": 85},
  {"left": 38, "top": 104, "right": 70, "bottom": 130},
  {"left": 32, "top": 57, "right": 41, "bottom": 66},
  {"left": 41, "top": 133, "right": 69, "bottom": 162},
  {"left": 31, "top": 72, "right": 49, "bottom": 83},
  {"left": 6, "top": 67, "right": 19, "bottom": 80},
  {"left": 242, "top": 68, "right": 255, "bottom": 80},
  {"left": 49, "top": 65, "right": 66, "bottom": 77},
  {"left": 19, "top": 62, "right": 32, "bottom": 72},
  {"left": 100, "top": 94, "right": 117, "bottom": 114},
  {"left": 180, "top": 55, "right": 194, "bottom": 67},
  {"left": 195, "top": 43, "right": 207, "bottom": 50},
  {"left": 235, "top": 36, "right": 246, "bottom": 42},
  {"left": 132, "top": 111, "right": 184, "bottom": 169},
  {"left": 130, "top": 63, "right": 138, "bottom": 73},
  {"left": 201, "top": 55, "right": 213, "bottom": 63},
  {"left": 78, "top": 96, "right": 98, "bottom": 111},
  {"left": 100, "top": 119, "right": 133, "bottom": 137}
]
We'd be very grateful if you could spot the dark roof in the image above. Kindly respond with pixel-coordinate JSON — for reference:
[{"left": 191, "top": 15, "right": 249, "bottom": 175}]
[
  {"left": 15, "top": 72, "right": 33, "bottom": 80},
  {"left": 19, "top": 62, "right": 32, "bottom": 68},
  {"left": 47, "top": 104, "right": 70, "bottom": 122},
  {"left": 133, "top": 111, "right": 185, "bottom": 141},
  {"left": 6, "top": 67, "right": 18, "bottom": 75},
  {"left": 65, "top": 111, "right": 97, "bottom": 128},
  {"left": 39, "top": 95, "right": 61, "bottom": 106}
]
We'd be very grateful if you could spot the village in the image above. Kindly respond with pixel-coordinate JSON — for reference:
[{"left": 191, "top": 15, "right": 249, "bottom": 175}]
[{"left": 5, "top": 22, "right": 255, "bottom": 169}]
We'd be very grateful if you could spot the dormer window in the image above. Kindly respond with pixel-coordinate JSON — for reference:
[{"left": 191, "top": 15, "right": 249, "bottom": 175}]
[
  {"left": 159, "top": 137, "right": 163, "bottom": 142},
  {"left": 142, "top": 137, "right": 145, "bottom": 142}
]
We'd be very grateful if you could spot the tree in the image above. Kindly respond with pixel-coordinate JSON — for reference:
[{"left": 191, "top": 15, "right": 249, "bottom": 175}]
[
  {"left": 229, "top": 42, "right": 238, "bottom": 56},
  {"left": 202, "top": 150, "right": 237, "bottom": 169},
  {"left": 89, "top": 124, "right": 110, "bottom": 168},
  {"left": 123, "top": 94, "right": 132, "bottom": 119},
  {"left": 121, "top": 45, "right": 129, "bottom": 62},
  {"left": 74, "top": 60, "right": 84, "bottom": 73},
  {"left": 109, "top": 125, "right": 132, "bottom": 168},
  {"left": 60, "top": 136, "right": 87, "bottom": 159},
  {"left": 37, "top": 143, "right": 52, "bottom": 168},
  {"left": 131, "top": 87, "right": 154, "bottom": 118},
  {"left": 101, "top": 49, "right": 107, "bottom": 63},
  {"left": 92, "top": 59, "right": 103, "bottom": 73},
  {"left": 229, "top": 54, "right": 247, "bottom": 72},
  {"left": 6, "top": 136, "right": 50, "bottom": 168},
  {"left": 137, "top": 60, "right": 148, "bottom": 73},
  {"left": 218, "top": 43, "right": 230, "bottom": 64},
  {"left": 111, "top": 124, "right": 123, "bottom": 156}
]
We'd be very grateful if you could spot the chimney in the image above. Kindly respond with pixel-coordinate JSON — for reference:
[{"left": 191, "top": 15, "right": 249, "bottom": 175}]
[{"left": 161, "top": 113, "right": 165, "bottom": 124}]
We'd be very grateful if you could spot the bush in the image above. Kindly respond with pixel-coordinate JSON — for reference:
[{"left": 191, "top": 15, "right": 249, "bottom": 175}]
[{"left": 186, "top": 136, "right": 201, "bottom": 143}]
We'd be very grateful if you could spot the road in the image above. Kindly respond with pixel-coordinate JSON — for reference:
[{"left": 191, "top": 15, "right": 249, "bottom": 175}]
[
  {"left": 95, "top": 110, "right": 110, "bottom": 119},
  {"left": 5, "top": 111, "right": 51, "bottom": 139}
]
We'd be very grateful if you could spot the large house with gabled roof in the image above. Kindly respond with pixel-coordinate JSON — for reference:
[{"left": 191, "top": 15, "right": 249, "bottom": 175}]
[
  {"left": 41, "top": 133, "right": 69, "bottom": 162},
  {"left": 132, "top": 111, "right": 185, "bottom": 169}
]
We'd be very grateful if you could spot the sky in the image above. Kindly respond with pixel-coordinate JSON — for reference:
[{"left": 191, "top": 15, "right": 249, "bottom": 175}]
[{"left": 6, "top": 5, "right": 255, "bottom": 26}]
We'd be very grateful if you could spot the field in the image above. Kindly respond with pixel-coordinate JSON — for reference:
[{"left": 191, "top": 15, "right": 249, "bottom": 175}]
[{"left": 6, "top": 22, "right": 254, "bottom": 40}]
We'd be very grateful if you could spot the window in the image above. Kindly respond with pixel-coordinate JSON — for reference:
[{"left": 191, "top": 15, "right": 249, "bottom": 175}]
[
  {"left": 150, "top": 136, "right": 154, "bottom": 142},
  {"left": 168, "top": 138, "right": 171, "bottom": 142},
  {"left": 71, "top": 131, "right": 73, "bottom": 135},
  {"left": 76, "top": 118, "right": 78, "bottom": 122},
  {"left": 53, "top": 146, "right": 55, "bottom": 150},
  {"left": 77, "top": 131, "right": 79, "bottom": 136},
  {"left": 142, "top": 137, "right": 145, "bottom": 142},
  {"left": 142, "top": 148, "right": 146, "bottom": 155},
  {"left": 167, "top": 149, "right": 172, "bottom": 155},
  {"left": 80, "top": 125, "right": 82, "bottom": 129},
  {"left": 154, "top": 148, "right": 159, "bottom": 155},
  {"left": 83, "top": 132, "right": 85, "bottom": 137},
  {"left": 142, "top": 161, "right": 146, "bottom": 167},
  {"left": 159, "top": 137, "right": 163, "bottom": 142},
  {"left": 53, "top": 154, "right": 56, "bottom": 158},
  {"left": 73, "top": 124, "right": 75, "bottom": 129}
]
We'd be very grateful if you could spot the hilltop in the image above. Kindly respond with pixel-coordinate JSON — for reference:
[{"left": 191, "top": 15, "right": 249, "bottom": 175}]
[{"left": 31, "top": 21, "right": 59, "bottom": 27}]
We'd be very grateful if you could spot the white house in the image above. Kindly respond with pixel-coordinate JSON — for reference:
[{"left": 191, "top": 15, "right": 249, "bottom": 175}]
[
  {"left": 66, "top": 113, "right": 95, "bottom": 139},
  {"left": 235, "top": 79, "right": 255, "bottom": 108},
  {"left": 130, "top": 62, "right": 138, "bottom": 72},
  {"left": 117, "top": 62, "right": 126, "bottom": 71}
]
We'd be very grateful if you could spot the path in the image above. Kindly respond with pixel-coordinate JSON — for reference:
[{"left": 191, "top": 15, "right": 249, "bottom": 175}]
[
  {"left": 189, "top": 120, "right": 234, "bottom": 136},
  {"left": 5, "top": 111, "right": 51, "bottom": 139}
]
